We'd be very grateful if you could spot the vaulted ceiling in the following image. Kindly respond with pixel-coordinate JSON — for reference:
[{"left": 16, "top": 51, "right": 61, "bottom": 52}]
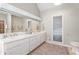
[
  {"left": 37, "top": 3, "right": 55, "bottom": 12},
  {"left": 37, "top": 3, "right": 79, "bottom": 13},
  {"left": 10, "top": 3, "right": 79, "bottom": 17}
]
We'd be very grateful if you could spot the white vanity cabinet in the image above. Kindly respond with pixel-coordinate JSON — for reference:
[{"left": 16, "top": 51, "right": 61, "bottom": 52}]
[
  {"left": 4, "top": 38, "right": 29, "bottom": 55},
  {"left": 29, "top": 37, "right": 37, "bottom": 51},
  {"left": 29, "top": 35, "right": 41, "bottom": 51},
  {"left": 0, "top": 31, "right": 46, "bottom": 55},
  {"left": 29, "top": 32, "right": 46, "bottom": 52}
]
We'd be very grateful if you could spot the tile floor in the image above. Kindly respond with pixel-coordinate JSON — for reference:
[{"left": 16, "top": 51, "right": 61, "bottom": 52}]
[{"left": 29, "top": 42, "right": 69, "bottom": 55}]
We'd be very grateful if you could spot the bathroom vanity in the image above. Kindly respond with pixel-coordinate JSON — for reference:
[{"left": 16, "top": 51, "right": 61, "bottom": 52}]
[
  {"left": 0, "top": 4, "right": 45, "bottom": 55},
  {"left": 0, "top": 31, "right": 46, "bottom": 55}
]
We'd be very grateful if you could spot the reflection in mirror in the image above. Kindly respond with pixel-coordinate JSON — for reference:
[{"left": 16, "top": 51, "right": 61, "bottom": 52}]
[
  {"left": 27, "top": 20, "right": 32, "bottom": 34},
  {"left": 30, "top": 19, "right": 41, "bottom": 32},
  {"left": 0, "top": 10, "right": 42, "bottom": 35},
  {"left": 11, "top": 16, "right": 42, "bottom": 33},
  {"left": 0, "top": 20, "right": 4, "bottom": 33},
  {"left": 11, "top": 15, "right": 25, "bottom": 32},
  {"left": 0, "top": 11, "right": 7, "bottom": 34}
]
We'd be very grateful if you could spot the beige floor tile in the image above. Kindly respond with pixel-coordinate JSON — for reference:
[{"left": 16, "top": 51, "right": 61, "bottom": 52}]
[{"left": 29, "top": 42, "right": 69, "bottom": 55}]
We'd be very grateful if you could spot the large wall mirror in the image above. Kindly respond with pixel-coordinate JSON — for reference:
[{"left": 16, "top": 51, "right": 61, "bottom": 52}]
[
  {"left": 0, "top": 10, "right": 41, "bottom": 34},
  {"left": 11, "top": 15, "right": 41, "bottom": 33}
]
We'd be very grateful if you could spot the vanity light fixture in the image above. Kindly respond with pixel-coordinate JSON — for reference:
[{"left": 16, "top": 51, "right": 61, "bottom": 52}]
[{"left": 54, "top": 3, "right": 62, "bottom": 6}]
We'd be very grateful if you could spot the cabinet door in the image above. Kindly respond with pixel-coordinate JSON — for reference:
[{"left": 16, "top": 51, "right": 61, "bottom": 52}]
[
  {"left": 30, "top": 37, "right": 37, "bottom": 51},
  {"left": 36, "top": 35, "right": 41, "bottom": 46},
  {"left": 29, "top": 35, "right": 41, "bottom": 51},
  {"left": 5, "top": 39, "right": 29, "bottom": 55}
]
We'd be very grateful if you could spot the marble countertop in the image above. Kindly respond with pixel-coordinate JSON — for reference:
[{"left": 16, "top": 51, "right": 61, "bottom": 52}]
[{"left": 0, "top": 31, "right": 46, "bottom": 43}]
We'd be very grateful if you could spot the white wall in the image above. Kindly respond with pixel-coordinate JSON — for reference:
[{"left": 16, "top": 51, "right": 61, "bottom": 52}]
[{"left": 41, "top": 5, "right": 79, "bottom": 44}]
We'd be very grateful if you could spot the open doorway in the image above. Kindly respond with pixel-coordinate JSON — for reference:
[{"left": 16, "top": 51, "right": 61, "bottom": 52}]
[{"left": 53, "top": 16, "right": 62, "bottom": 42}]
